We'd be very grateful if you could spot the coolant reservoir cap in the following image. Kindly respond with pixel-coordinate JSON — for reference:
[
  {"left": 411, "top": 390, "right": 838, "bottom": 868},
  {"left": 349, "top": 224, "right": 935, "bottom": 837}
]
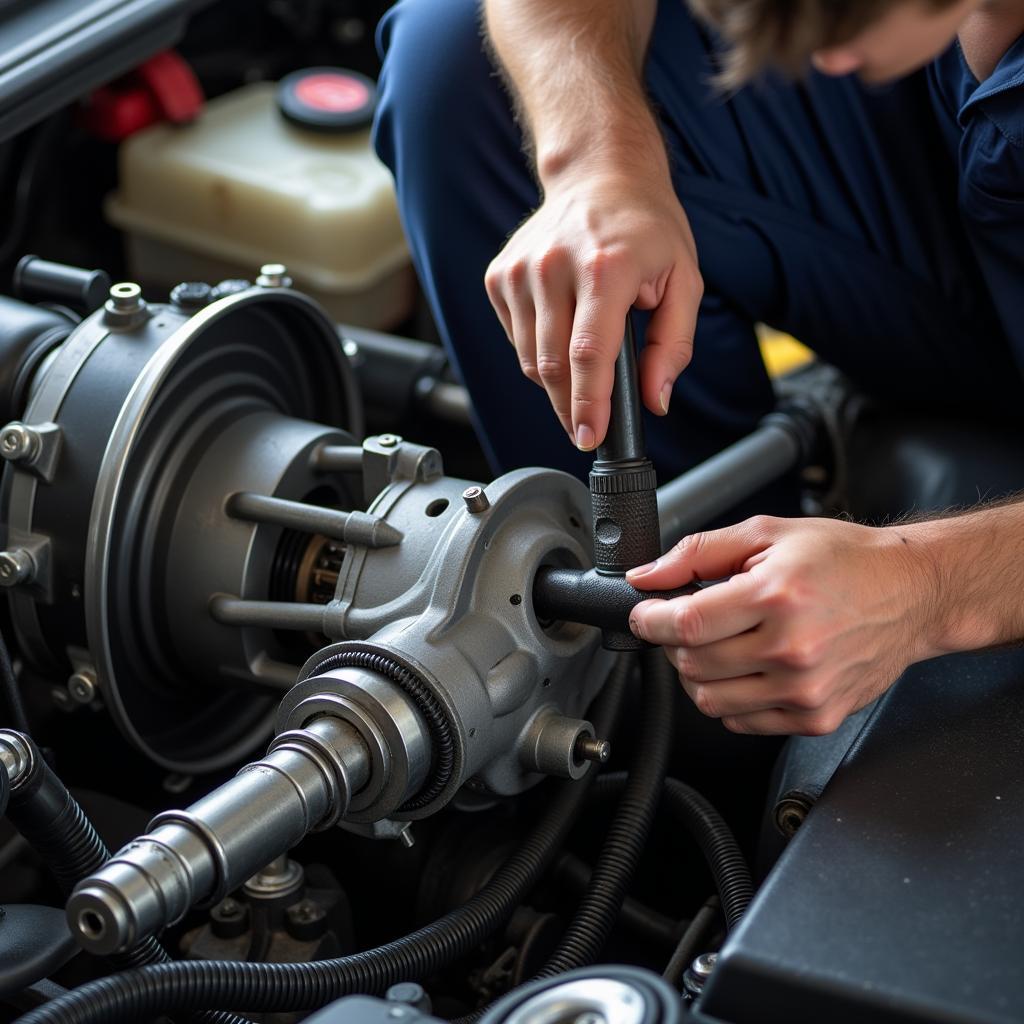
[{"left": 277, "top": 68, "right": 377, "bottom": 133}]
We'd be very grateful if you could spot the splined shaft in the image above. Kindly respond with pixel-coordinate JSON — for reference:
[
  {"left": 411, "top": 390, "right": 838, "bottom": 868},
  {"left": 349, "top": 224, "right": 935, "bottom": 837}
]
[{"left": 67, "top": 717, "right": 369, "bottom": 955}]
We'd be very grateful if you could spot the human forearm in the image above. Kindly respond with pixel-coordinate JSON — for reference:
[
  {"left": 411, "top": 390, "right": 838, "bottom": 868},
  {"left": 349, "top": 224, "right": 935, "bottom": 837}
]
[
  {"left": 483, "top": 0, "right": 667, "bottom": 185},
  {"left": 899, "top": 498, "right": 1024, "bottom": 656}
]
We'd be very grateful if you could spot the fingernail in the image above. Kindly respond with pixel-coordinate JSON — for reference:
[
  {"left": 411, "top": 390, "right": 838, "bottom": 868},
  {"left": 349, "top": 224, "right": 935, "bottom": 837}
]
[
  {"left": 576, "top": 424, "right": 596, "bottom": 451},
  {"left": 629, "top": 616, "right": 645, "bottom": 640},
  {"left": 659, "top": 382, "right": 672, "bottom": 415},
  {"left": 627, "top": 560, "right": 658, "bottom": 579}
]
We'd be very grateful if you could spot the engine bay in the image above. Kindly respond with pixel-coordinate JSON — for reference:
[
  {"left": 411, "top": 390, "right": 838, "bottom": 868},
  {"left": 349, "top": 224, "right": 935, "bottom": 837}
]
[{"left": 0, "top": 3, "right": 1023, "bottom": 1024}]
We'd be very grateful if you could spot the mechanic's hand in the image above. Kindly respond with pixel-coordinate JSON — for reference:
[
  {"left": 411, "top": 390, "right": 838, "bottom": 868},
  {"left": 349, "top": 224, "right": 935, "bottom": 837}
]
[
  {"left": 627, "top": 516, "right": 942, "bottom": 735},
  {"left": 484, "top": 169, "right": 702, "bottom": 449}
]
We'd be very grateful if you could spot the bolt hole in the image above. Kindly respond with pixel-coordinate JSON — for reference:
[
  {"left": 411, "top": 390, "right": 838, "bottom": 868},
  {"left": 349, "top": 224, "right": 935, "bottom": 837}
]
[
  {"left": 469, "top": 728, "right": 476, "bottom": 738},
  {"left": 569, "top": 515, "right": 581, "bottom": 529},
  {"left": 542, "top": 677, "right": 551, "bottom": 688},
  {"left": 509, "top": 594, "right": 522, "bottom": 606},
  {"left": 79, "top": 910, "right": 105, "bottom": 939},
  {"left": 425, "top": 499, "right": 449, "bottom": 518}
]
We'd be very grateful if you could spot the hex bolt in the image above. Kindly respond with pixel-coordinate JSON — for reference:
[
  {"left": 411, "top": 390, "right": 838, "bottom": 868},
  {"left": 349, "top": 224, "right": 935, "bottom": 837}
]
[
  {"left": 0, "top": 549, "right": 35, "bottom": 587},
  {"left": 256, "top": 263, "right": 292, "bottom": 289},
  {"left": 573, "top": 735, "right": 611, "bottom": 765},
  {"left": 683, "top": 951, "right": 718, "bottom": 1001},
  {"left": 67, "top": 670, "right": 98, "bottom": 705},
  {"left": 462, "top": 486, "right": 490, "bottom": 514},
  {"left": 108, "top": 282, "right": 144, "bottom": 311},
  {"left": 0, "top": 422, "right": 40, "bottom": 463}
]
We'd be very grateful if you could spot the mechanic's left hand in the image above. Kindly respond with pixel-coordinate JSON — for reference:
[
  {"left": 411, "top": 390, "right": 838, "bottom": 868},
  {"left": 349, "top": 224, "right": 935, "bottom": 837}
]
[{"left": 627, "top": 515, "right": 942, "bottom": 736}]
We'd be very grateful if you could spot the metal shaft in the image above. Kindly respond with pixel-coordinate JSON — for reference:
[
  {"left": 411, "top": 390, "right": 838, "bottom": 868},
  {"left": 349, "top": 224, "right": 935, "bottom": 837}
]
[
  {"left": 656, "top": 412, "right": 810, "bottom": 549},
  {"left": 227, "top": 492, "right": 402, "bottom": 548},
  {"left": 67, "top": 717, "right": 370, "bottom": 955}
]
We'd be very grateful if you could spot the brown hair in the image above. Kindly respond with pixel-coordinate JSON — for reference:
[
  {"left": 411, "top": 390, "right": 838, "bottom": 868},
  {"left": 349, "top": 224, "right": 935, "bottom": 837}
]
[{"left": 687, "top": 0, "right": 961, "bottom": 88}]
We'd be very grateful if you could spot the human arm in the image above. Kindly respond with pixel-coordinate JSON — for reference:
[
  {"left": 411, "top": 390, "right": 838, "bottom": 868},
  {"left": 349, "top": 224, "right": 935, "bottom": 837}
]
[
  {"left": 483, "top": 0, "right": 703, "bottom": 449},
  {"left": 626, "top": 504, "right": 1024, "bottom": 735}
]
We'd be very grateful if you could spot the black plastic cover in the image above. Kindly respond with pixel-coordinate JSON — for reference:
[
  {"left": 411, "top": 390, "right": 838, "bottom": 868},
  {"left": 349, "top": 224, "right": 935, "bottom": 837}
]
[
  {"left": 702, "top": 648, "right": 1024, "bottom": 1024},
  {"left": 0, "top": 0, "right": 213, "bottom": 142}
]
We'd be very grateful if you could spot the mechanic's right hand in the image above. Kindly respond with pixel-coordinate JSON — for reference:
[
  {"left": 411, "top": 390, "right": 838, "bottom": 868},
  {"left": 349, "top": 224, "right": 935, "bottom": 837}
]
[{"left": 484, "top": 169, "right": 702, "bottom": 449}]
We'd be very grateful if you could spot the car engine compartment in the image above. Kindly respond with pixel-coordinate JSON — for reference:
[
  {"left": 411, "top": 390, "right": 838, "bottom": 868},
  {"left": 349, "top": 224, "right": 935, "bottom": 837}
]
[{"left": 1, "top": 3, "right": 1023, "bottom": 1024}]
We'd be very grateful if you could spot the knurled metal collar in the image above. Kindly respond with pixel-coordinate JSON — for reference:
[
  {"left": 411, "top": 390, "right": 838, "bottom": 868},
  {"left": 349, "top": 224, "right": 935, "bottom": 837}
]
[{"left": 589, "top": 463, "right": 658, "bottom": 494}]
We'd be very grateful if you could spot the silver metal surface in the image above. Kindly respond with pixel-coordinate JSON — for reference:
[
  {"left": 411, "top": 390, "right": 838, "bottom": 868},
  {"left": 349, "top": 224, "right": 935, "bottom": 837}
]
[
  {"left": 0, "top": 730, "right": 34, "bottom": 788},
  {"left": 0, "top": 549, "right": 35, "bottom": 587},
  {"left": 67, "top": 717, "right": 370, "bottom": 954},
  {"left": 0, "top": 422, "right": 39, "bottom": 462},
  {"left": 256, "top": 263, "right": 292, "bottom": 288},
  {"left": 683, "top": 952, "right": 718, "bottom": 1001},
  {"left": 574, "top": 736, "right": 611, "bottom": 764},
  {"left": 461, "top": 485, "right": 490, "bottom": 514},
  {"left": 67, "top": 669, "right": 97, "bottom": 705},
  {"left": 503, "top": 979, "right": 646, "bottom": 1024},
  {"left": 520, "top": 712, "right": 594, "bottom": 780},
  {"left": 243, "top": 855, "right": 304, "bottom": 900},
  {"left": 103, "top": 283, "right": 147, "bottom": 326}
]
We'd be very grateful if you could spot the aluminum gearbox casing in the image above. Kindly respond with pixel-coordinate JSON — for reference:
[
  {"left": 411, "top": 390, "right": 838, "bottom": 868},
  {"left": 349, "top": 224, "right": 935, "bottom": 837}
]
[{"left": 281, "top": 456, "right": 614, "bottom": 822}]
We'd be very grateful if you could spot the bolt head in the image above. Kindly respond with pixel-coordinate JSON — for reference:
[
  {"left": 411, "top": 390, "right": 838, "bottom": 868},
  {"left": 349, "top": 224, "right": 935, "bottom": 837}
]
[
  {"left": 692, "top": 952, "right": 718, "bottom": 978},
  {"left": 67, "top": 671, "right": 97, "bottom": 705},
  {"left": 256, "top": 263, "right": 292, "bottom": 288},
  {"left": 377, "top": 434, "right": 399, "bottom": 448},
  {"left": 0, "top": 423, "right": 37, "bottom": 462},
  {"left": 0, "top": 550, "right": 34, "bottom": 587}
]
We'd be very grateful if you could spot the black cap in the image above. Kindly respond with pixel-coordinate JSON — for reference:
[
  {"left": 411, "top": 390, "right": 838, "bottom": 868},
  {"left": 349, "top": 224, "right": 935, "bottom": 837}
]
[{"left": 277, "top": 68, "right": 377, "bottom": 133}]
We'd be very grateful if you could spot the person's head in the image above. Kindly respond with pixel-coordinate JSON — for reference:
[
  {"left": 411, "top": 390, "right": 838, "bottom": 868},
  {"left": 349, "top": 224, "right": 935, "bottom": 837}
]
[{"left": 689, "top": 0, "right": 983, "bottom": 87}]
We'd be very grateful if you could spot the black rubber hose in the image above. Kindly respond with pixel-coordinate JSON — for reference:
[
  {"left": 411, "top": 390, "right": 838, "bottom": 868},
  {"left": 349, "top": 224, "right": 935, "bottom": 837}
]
[
  {"left": 591, "top": 775, "right": 753, "bottom": 932},
  {"left": 536, "top": 647, "right": 676, "bottom": 976},
  {"left": 662, "top": 895, "right": 721, "bottom": 987},
  {"left": 552, "top": 852, "right": 685, "bottom": 947},
  {"left": 0, "top": 625, "right": 30, "bottom": 734},
  {"left": 14, "top": 656, "right": 634, "bottom": 1024},
  {"left": 2, "top": 731, "right": 249, "bottom": 1024}
]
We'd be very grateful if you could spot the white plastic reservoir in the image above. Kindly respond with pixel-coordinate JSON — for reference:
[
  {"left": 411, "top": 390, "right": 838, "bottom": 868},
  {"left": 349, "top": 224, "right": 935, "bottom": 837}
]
[{"left": 106, "top": 81, "right": 415, "bottom": 328}]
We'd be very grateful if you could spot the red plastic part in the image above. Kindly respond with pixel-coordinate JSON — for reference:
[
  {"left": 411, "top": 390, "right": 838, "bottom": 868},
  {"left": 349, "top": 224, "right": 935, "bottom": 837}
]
[{"left": 83, "top": 50, "right": 204, "bottom": 142}]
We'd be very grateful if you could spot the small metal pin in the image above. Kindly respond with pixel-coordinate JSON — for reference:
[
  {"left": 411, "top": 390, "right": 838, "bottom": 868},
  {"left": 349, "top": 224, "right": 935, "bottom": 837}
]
[
  {"left": 377, "top": 434, "right": 400, "bottom": 448},
  {"left": 462, "top": 486, "right": 490, "bottom": 513},
  {"left": 573, "top": 735, "right": 611, "bottom": 764}
]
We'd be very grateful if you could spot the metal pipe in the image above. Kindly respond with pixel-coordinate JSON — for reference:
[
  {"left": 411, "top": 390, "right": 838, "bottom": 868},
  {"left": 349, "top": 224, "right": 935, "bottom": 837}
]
[
  {"left": 67, "top": 718, "right": 370, "bottom": 956},
  {"left": 226, "top": 492, "right": 402, "bottom": 548},
  {"left": 656, "top": 413, "right": 810, "bottom": 549},
  {"left": 309, "top": 444, "right": 365, "bottom": 473},
  {"left": 209, "top": 594, "right": 329, "bottom": 633}
]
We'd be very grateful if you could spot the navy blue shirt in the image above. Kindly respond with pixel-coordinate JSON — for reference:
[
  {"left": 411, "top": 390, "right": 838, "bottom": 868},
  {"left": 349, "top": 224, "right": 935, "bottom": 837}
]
[{"left": 929, "top": 37, "right": 1024, "bottom": 372}]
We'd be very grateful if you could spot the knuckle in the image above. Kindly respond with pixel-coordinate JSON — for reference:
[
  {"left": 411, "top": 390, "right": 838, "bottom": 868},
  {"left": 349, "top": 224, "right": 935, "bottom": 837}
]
[
  {"left": 569, "top": 332, "right": 604, "bottom": 367},
  {"left": 533, "top": 248, "right": 567, "bottom": 284},
  {"left": 582, "top": 247, "right": 625, "bottom": 286},
  {"left": 672, "top": 603, "right": 703, "bottom": 646},
  {"left": 787, "top": 679, "right": 829, "bottom": 711},
  {"left": 691, "top": 684, "right": 719, "bottom": 718},
  {"left": 676, "top": 651, "right": 703, "bottom": 683},
  {"left": 799, "top": 710, "right": 844, "bottom": 737},
  {"left": 780, "top": 637, "right": 823, "bottom": 672},
  {"left": 536, "top": 356, "right": 569, "bottom": 385},
  {"left": 747, "top": 514, "right": 779, "bottom": 537},
  {"left": 721, "top": 715, "right": 749, "bottom": 735},
  {"left": 505, "top": 260, "right": 528, "bottom": 293}
]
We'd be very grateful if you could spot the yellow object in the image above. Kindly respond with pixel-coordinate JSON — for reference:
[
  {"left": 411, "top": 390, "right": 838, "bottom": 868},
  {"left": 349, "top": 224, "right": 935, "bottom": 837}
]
[
  {"left": 106, "top": 83, "right": 415, "bottom": 329},
  {"left": 758, "top": 326, "right": 815, "bottom": 377}
]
